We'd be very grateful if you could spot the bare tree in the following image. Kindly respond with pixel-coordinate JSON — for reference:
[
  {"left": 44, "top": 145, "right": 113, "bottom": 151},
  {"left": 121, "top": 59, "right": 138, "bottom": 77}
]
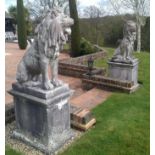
[
  {"left": 83, "top": 5, "right": 105, "bottom": 45},
  {"left": 84, "top": 5, "right": 105, "bottom": 18},
  {"left": 109, "top": 0, "right": 150, "bottom": 52},
  {"left": 26, "top": 0, "right": 69, "bottom": 19}
]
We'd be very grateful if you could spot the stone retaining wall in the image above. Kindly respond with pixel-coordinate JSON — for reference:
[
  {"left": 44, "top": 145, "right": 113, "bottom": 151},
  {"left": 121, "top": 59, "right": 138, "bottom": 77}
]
[
  {"left": 59, "top": 51, "right": 107, "bottom": 78},
  {"left": 59, "top": 63, "right": 106, "bottom": 78},
  {"left": 82, "top": 74, "right": 137, "bottom": 93},
  {"left": 60, "top": 51, "right": 107, "bottom": 64}
]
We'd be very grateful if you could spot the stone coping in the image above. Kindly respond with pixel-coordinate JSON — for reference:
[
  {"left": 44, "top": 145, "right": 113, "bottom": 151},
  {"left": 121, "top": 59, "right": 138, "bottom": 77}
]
[
  {"left": 108, "top": 58, "right": 139, "bottom": 67},
  {"left": 58, "top": 51, "right": 107, "bottom": 79},
  {"left": 11, "top": 82, "right": 71, "bottom": 99},
  {"left": 59, "top": 51, "right": 107, "bottom": 65},
  {"left": 8, "top": 83, "right": 73, "bottom": 107}
]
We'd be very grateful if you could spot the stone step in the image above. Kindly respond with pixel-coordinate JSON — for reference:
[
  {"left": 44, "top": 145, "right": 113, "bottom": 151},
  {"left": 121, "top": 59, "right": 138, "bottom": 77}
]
[
  {"left": 71, "top": 108, "right": 92, "bottom": 124},
  {"left": 59, "top": 75, "right": 87, "bottom": 100},
  {"left": 70, "top": 105, "right": 96, "bottom": 131},
  {"left": 69, "top": 88, "right": 111, "bottom": 131},
  {"left": 59, "top": 75, "right": 83, "bottom": 89},
  {"left": 71, "top": 118, "right": 96, "bottom": 131},
  {"left": 70, "top": 88, "right": 111, "bottom": 110},
  {"left": 71, "top": 88, "right": 86, "bottom": 100}
]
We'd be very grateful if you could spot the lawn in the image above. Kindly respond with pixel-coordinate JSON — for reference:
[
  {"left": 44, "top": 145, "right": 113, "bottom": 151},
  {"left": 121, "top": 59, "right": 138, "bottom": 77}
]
[
  {"left": 5, "top": 146, "right": 22, "bottom": 155},
  {"left": 6, "top": 48, "right": 150, "bottom": 155},
  {"left": 59, "top": 48, "right": 150, "bottom": 155}
]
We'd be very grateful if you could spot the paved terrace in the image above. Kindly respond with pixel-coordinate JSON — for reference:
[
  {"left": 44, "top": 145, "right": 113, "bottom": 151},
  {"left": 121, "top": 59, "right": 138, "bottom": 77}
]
[{"left": 5, "top": 43, "right": 111, "bottom": 110}]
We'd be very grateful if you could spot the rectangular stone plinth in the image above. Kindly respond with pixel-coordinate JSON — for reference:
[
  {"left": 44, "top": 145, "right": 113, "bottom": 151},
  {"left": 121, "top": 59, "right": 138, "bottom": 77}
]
[
  {"left": 108, "top": 59, "right": 139, "bottom": 85},
  {"left": 9, "top": 83, "right": 74, "bottom": 154}
]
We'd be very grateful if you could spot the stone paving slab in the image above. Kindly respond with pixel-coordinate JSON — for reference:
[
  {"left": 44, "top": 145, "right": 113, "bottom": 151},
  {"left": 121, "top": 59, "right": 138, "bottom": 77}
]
[
  {"left": 70, "top": 88, "right": 111, "bottom": 110},
  {"left": 5, "top": 43, "right": 25, "bottom": 104}
]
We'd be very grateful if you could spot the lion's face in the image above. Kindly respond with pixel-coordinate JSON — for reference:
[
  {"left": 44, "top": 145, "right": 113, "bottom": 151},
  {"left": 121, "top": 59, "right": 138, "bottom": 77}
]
[
  {"left": 123, "top": 20, "right": 136, "bottom": 42},
  {"left": 36, "top": 8, "right": 74, "bottom": 54},
  {"left": 52, "top": 10, "right": 74, "bottom": 42}
]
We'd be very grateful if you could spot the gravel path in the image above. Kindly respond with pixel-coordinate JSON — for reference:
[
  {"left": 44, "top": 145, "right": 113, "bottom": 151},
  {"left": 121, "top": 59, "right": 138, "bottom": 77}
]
[{"left": 6, "top": 121, "right": 82, "bottom": 155}]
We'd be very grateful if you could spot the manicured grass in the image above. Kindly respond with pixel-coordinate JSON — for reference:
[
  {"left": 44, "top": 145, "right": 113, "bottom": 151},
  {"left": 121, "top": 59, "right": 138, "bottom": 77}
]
[
  {"left": 5, "top": 146, "right": 23, "bottom": 155},
  {"left": 59, "top": 48, "right": 150, "bottom": 155},
  {"left": 94, "top": 47, "right": 114, "bottom": 70}
]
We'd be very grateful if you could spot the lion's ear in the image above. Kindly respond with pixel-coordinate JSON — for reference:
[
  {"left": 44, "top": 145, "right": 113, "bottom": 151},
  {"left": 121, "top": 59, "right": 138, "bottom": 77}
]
[{"left": 48, "top": 19, "right": 62, "bottom": 47}]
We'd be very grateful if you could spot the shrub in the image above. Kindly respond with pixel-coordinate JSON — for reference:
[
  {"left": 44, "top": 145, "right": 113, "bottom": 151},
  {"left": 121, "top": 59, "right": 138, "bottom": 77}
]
[
  {"left": 17, "top": 0, "right": 27, "bottom": 49},
  {"left": 141, "top": 17, "right": 150, "bottom": 51},
  {"left": 69, "top": 0, "right": 81, "bottom": 57},
  {"left": 80, "top": 38, "right": 96, "bottom": 55}
]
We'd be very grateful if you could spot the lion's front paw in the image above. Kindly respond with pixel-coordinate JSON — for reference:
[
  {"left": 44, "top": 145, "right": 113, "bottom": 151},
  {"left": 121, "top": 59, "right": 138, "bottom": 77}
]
[
  {"left": 42, "top": 81, "right": 54, "bottom": 90},
  {"left": 52, "top": 79, "right": 63, "bottom": 87}
]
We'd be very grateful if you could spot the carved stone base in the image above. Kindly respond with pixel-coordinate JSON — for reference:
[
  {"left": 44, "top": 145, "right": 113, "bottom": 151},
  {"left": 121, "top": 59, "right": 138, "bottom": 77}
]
[
  {"left": 108, "top": 59, "right": 139, "bottom": 85},
  {"left": 9, "top": 83, "right": 74, "bottom": 155}
]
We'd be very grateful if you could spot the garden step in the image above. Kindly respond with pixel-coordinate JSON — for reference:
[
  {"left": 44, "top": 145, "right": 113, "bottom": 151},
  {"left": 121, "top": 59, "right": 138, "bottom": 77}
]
[
  {"left": 70, "top": 105, "right": 96, "bottom": 131},
  {"left": 71, "top": 88, "right": 87, "bottom": 100},
  {"left": 71, "top": 118, "right": 96, "bottom": 131},
  {"left": 70, "top": 88, "right": 111, "bottom": 110}
]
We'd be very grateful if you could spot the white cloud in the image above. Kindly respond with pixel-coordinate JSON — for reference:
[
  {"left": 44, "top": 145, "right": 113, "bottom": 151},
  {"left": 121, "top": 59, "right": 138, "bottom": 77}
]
[{"left": 78, "top": 0, "right": 101, "bottom": 7}]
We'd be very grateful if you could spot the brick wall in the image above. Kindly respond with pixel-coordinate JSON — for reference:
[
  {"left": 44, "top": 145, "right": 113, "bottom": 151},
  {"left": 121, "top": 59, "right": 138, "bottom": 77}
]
[
  {"left": 58, "top": 51, "right": 107, "bottom": 78},
  {"left": 82, "top": 74, "right": 135, "bottom": 93}
]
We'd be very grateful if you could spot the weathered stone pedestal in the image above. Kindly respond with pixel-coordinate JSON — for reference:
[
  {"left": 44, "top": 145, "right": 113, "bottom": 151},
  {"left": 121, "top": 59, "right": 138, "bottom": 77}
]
[
  {"left": 108, "top": 59, "right": 139, "bottom": 85},
  {"left": 9, "top": 83, "right": 74, "bottom": 155}
]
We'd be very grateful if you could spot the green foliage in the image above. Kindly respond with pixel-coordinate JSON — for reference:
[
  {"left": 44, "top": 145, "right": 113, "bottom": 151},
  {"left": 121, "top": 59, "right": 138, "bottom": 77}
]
[
  {"left": 80, "top": 38, "right": 95, "bottom": 55},
  {"left": 79, "top": 17, "right": 104, "bottom": 46},
  {"left": 17, "top": 0, "right": 27, "bottom": 49},
  {"left": 102, "top": 16, "right": 124, "bottom": 46},
  {"left": 69, "top": 0, "right": 81, "bottom": 57},
  {"left": 8, "top": 5, "right": 32, "bottom": 36},
  {"left": 8, "top": 6, "right": 17, "bottom": 24},
  {"left": 80, "top": 16, "right": 125, "bottom": 47},
  {"left": 63, "top": 43, "right": 70, "bottom": 51},
  {"left": 141, "top": 17, "right": 150, "bottom": 51},
  {"left": 94, "top": 47, "right": 114, "bottom": 73},
  {"left": 59, "top": 48, "right": 150, "bottom": 155},
  {"left": 80, "top": 15, "right": 150, "bottom": 51}
]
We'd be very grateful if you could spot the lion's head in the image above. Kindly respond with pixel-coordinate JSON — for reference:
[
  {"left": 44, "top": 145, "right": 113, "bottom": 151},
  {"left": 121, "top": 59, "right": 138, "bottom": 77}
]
[
  {"left": 123, "top": 20, "right": 136, "bottom": 42},
  {"left": 35, "top": 8, "right": 74, "bottom": 53}
]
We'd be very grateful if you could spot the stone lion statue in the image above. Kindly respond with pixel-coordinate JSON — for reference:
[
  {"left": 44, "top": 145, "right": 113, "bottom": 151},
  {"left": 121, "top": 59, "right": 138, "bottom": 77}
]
[
  {"left": 16, "top": 8, "right": 74, "bottom": 90},
  {"left": 111, "top": 20, "right": 137, "bottom": 63}
]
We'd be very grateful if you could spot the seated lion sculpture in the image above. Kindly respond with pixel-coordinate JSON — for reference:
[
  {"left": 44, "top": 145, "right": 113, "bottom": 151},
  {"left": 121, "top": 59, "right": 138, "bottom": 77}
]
[
  {"left": 111, "top": 20, "right": 137, "bottom": 64},
  {"left": 16, "top": 8, "right": 74, "bottom": 90}
]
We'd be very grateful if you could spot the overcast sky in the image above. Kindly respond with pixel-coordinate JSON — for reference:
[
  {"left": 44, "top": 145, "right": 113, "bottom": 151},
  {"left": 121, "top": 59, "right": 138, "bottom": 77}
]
[
  {"left": 5, "top": 0, "right": 108, "bottom": 11},
  {"left": 5, "top": 0, "right": 15, "bottom": 11},
  {"left": 79, "top": 0, "right": 105, "bottom": 7}
]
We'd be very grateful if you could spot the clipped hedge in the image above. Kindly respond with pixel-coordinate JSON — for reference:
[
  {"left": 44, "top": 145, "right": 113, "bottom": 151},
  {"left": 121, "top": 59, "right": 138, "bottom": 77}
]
[{"left": 17, "top": 0, "right": 27, "bottom": 49}]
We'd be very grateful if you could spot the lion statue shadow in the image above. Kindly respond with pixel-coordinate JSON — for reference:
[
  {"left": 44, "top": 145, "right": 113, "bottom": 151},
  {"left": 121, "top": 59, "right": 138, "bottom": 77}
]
[{"left": 16, "top": 8, "right": 74, "bottom": 90}]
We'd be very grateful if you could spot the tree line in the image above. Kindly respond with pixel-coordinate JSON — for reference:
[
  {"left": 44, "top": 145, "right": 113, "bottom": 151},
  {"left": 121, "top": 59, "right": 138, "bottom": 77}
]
[
  {"left": 79, "top": 15, "right": 150, "bottom": 51},
  {"left": 8, "top": 0, "right": 149, "bottom": 54}
]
